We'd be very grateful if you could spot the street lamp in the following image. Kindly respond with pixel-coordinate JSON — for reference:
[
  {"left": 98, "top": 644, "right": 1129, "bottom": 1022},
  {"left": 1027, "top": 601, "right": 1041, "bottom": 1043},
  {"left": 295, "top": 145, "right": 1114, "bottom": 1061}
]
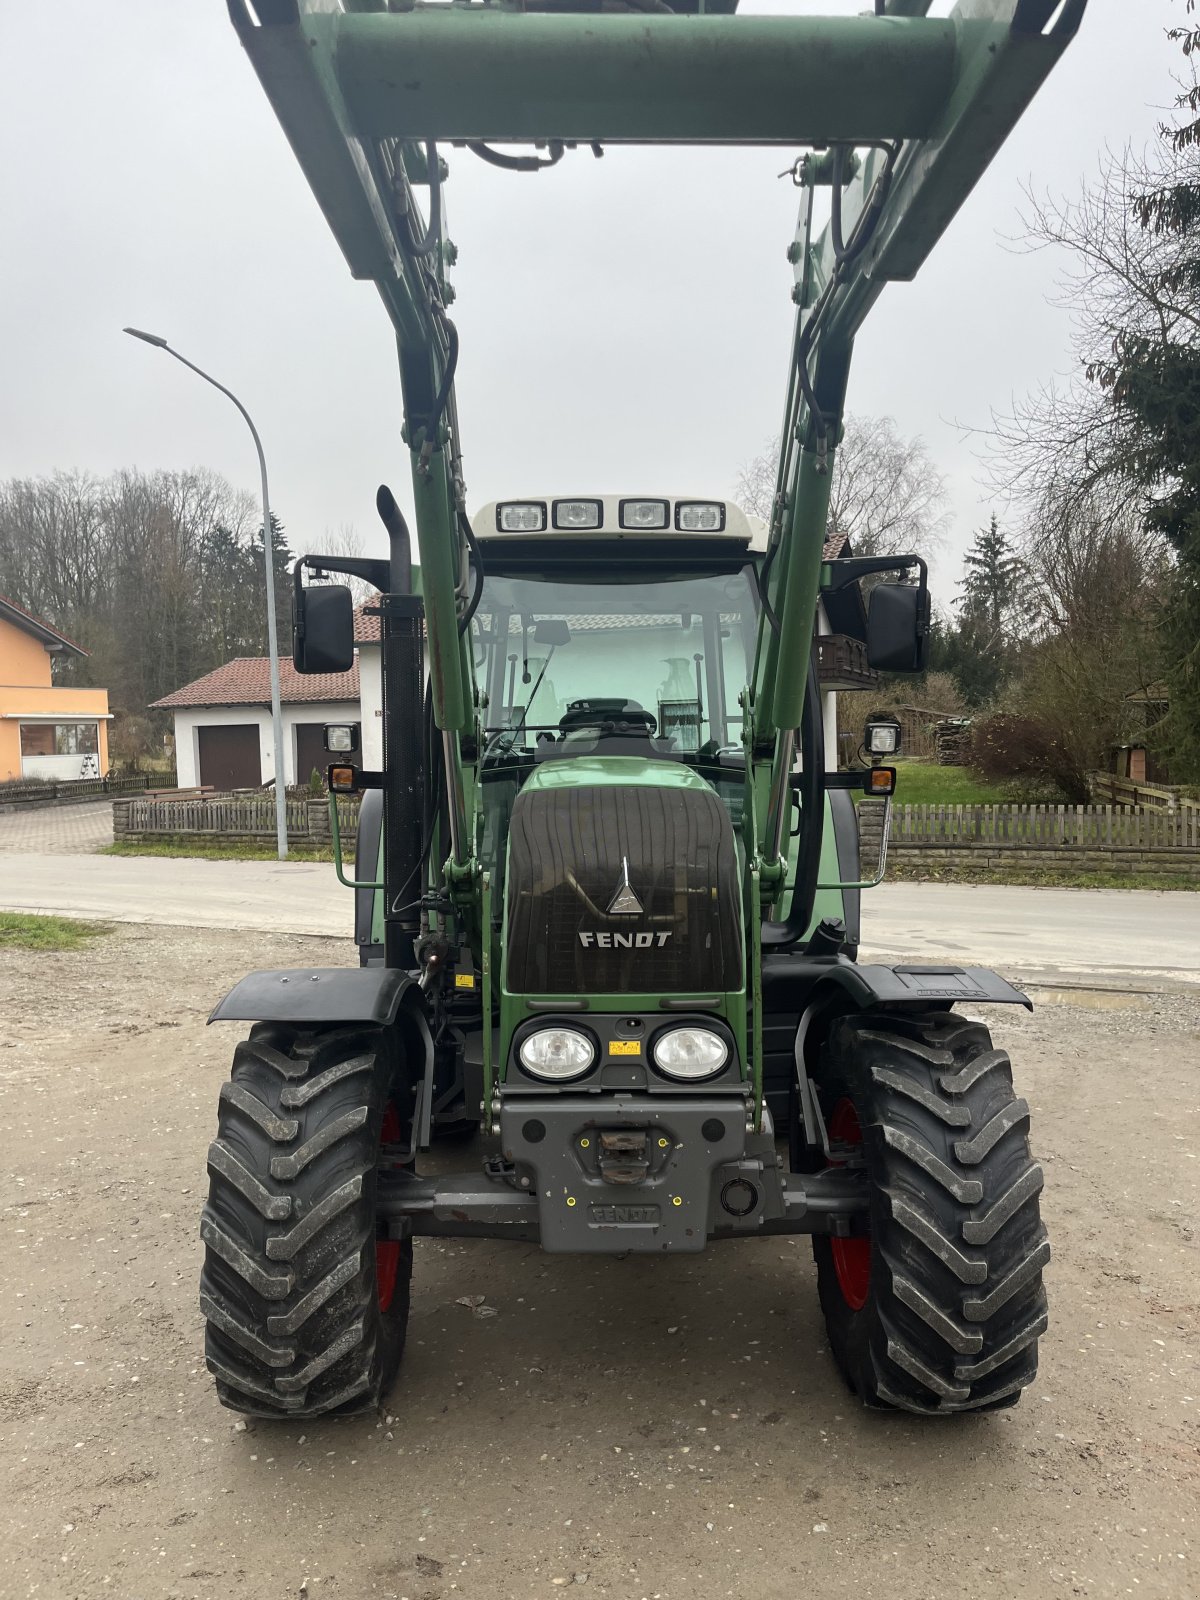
[{"left": 123, "top": 327, "right": 289, "bottom": 860}]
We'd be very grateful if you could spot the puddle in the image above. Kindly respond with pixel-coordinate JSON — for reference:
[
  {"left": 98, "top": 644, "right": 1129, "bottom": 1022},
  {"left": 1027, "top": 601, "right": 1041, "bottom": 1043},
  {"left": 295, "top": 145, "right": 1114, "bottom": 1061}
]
[{"left": 1021, "top": 986, "right": 1151, "bottom": 1011}]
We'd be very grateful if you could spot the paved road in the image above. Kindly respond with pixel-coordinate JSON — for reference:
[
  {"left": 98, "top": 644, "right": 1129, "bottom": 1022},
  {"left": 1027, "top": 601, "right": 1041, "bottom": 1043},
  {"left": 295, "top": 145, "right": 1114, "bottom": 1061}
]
[
  {"left": 1, "top": 845, "right": 1198, "bottom": 984},
  {"left": 0, "top": 851, "right": 353, "bottom": 938},
  {"left": 867, "top": 879, "right": 1200, "bottom": 986}
]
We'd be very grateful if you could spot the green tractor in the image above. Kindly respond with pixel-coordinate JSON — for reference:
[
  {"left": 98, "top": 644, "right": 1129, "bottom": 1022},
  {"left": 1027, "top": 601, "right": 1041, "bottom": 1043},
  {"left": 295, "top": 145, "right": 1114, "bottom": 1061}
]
[{"left": 200, "top": 0, "right": 1081, "bottom": 1418}]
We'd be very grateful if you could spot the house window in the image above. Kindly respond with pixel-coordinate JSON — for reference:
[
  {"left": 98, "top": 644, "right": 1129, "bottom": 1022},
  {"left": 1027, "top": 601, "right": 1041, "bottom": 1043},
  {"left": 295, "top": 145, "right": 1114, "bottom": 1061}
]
[{"left": 20, "top": 722, "right": 99, "bottom": 756}]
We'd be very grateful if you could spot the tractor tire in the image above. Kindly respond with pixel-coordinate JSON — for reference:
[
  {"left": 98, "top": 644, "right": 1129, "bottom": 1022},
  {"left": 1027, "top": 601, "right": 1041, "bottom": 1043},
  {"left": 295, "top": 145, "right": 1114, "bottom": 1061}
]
[
  {"left": 811, "top": 1009, "right": 1048, "bottom": 1415},
  {"left": 199, "top": 1022, "right": 412, "bottom": 1419}
]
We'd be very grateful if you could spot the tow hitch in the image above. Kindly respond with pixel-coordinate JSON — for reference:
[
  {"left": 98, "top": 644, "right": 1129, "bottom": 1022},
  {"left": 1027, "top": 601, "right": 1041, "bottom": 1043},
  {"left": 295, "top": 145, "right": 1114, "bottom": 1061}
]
[{"left": 597, "top": 1128, "right": 650, "bottom": 1185}]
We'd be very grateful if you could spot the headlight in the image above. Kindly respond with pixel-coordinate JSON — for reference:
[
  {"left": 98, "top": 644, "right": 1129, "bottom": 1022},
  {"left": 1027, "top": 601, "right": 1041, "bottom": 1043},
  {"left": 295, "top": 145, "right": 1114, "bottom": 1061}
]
[
  {"left": 553, "top": 498, "right": 602, "bottom": 530},
  {"left": 497, "top": 501, "right": 546, "bottom": 532},
  {"left": 619, "top": 498, "right": 669, "bottom": 531},
  {"left": 652, "top": 1026, "right": 729, "bottom": 1081},
  {"left": 675, "top": 501, "right": 725, "bottom": 532},
  {"left": 519, "top": 1027, "right": 595, "bottom": 1081}
]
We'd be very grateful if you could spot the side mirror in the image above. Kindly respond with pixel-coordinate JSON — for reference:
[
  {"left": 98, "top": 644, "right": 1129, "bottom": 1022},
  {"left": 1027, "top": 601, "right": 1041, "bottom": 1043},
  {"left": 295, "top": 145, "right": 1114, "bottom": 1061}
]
[
  {"left": 866, "top": 582, "right": 929, "bottom": 674},
  {"left": 294, "top": 581, "right": 354, "bottom": 674},
  {"left": 533, "top": 619, "right": 571, "bottom": 646}
]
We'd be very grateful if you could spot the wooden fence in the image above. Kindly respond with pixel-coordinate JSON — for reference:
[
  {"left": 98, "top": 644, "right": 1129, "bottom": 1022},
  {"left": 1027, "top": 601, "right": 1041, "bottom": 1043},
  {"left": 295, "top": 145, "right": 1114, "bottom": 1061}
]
[
  {"left": 889, "top": 803, "right": 1199, "bottom": 848},
  {"left": 113, "top": 792, "right": 360, "bottom": 846},
  {"left": 0, "top": 770, "right": 178, "bottom": 810},
  {"left": 860, "top": 800, "right": 1200, "bottom": 875},
  {"left": 1088, "top": 771, "right": 1200, "bottom": 814}
]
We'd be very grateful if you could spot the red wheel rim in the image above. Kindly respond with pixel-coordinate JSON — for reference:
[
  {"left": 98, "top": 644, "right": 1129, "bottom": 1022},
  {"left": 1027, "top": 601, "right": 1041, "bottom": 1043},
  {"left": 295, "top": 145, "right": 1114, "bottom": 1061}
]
[
  {"left": 828, "top": 1098, "right": 871, "bottom": 1313},
  {"left": 376, "top": 1238, "right": 401, "bottom": 1314},
  {"left": 376, "top": 1102, "right": 403, "bottom": 1314}
]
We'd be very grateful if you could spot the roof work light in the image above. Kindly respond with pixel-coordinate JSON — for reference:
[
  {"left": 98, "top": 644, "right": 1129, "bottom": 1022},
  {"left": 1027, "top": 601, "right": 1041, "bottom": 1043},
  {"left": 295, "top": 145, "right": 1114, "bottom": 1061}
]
[
  {"left": 552, "top": 499, "right": 602, "bottom": 530},
  {"left": 619, "top": 499, "right": 669, "bottom": 530},
  {"left": 496, "top": 502, "right": 547, "bottom": 532}
]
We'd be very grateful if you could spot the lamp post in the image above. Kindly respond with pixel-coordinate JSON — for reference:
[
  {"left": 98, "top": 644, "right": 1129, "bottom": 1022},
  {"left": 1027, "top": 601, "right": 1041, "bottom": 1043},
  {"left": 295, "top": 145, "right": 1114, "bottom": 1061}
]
[{"left": 123, "top": 327, "right": 289, "bottom": 860}]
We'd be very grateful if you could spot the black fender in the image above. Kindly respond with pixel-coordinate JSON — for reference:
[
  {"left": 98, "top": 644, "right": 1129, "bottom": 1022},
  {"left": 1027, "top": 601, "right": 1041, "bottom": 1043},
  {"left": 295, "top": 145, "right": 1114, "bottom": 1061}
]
[
  {"left": 759, "top": 951, "right": 1029, "bottom": 1129},
  {"left": 208, "top": 966, "right": 437, "bottom": 1143},
  {"left": 825, "top": 959, "right": 1032, "bottom": 1012},
  {"left": 761, "top": 949, "right": 1031, "bottom": 1015},
  {"left": 209, "top": 966, "right": 428, "bottom": 1027}
]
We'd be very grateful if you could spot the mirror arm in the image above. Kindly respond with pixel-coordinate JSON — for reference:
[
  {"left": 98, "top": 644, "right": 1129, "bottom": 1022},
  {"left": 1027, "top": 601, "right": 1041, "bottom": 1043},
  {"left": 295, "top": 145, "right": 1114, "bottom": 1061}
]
[
  {"left": 295, "top": 551, "right": 392, "bottom": 593},
  {"left": 822, "top": 553, "right": 928, "bottom": 592},
  {"left": 291, "top": 561, "right": 308, "bottom": 665}
]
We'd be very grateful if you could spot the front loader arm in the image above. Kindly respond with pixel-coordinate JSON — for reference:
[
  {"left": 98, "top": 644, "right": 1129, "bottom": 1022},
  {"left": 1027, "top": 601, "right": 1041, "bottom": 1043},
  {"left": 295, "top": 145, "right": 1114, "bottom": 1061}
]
[
  {"left": 229, "top": 0, "right": 476, "bottom": 875},
  {"left": 750, "top": 0, "right": 1086, "bottom": 904}
]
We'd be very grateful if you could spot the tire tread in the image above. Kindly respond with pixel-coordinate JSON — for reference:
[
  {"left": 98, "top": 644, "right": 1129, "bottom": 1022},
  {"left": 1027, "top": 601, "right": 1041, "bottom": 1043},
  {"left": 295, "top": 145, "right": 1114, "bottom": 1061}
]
[
  {"left": 813, "top": 1008, "right": 1048, "bottom": 1415},
  {"left": 199, "top": 1024, "right": 411, "bottom": 1418}
]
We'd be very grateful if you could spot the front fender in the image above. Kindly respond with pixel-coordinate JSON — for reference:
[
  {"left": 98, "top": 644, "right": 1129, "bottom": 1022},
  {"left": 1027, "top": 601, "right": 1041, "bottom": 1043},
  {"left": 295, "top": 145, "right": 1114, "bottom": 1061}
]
[
  {"left": 762, "top": 951, "right": 1032, "bottom": 1014},
  {"left": 839, "top": 961, "right": 1032, "bottom": 1011},
  {"left": 208, "top": 966, "right": 425, "bottom": 1026}
]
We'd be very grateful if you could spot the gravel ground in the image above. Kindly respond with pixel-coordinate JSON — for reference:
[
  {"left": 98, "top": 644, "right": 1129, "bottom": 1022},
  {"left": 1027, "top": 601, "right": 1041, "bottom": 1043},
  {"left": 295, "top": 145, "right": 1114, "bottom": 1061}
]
[{"left": 1, "top": 925, "right": 1198, "bottom": 1600}]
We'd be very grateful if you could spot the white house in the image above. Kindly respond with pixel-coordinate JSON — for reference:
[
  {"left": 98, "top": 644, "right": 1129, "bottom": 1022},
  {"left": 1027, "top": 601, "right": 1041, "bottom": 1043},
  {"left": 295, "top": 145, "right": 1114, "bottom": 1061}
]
[
  {"left": 151, "top": 657, "right": 360, "bottom": 791},
  {"left": 353, "top": 607, "right": 385, "bottom": 770}
]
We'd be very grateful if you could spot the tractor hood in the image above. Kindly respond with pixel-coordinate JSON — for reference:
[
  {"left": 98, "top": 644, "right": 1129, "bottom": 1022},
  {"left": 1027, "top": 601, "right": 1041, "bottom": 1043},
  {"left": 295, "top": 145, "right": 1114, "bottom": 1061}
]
[{"left": 504, "top": 758, "right": 743, "bottom": 1000}]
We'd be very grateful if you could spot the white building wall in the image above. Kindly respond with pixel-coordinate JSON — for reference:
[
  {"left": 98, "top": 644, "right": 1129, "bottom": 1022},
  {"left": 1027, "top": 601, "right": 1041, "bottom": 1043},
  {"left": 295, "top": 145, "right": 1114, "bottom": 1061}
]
[
  {"left": 358, "top": 645, "right": 383, "bottom": 770},
  {"left": 21, "top": 751, "right": 102, "bottom": 781},
  {"left": 816, "top": 598, "right": 838, "bottom": 772},
  {"left": 172, "top": 701, "right": 362, "bottom": 789}
]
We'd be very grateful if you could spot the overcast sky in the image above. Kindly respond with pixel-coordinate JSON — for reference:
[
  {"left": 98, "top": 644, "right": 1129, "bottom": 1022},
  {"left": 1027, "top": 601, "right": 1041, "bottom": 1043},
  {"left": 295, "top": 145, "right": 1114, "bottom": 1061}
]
[{"left": 0, "top": 1, "right": 1182, "bottom": 598}]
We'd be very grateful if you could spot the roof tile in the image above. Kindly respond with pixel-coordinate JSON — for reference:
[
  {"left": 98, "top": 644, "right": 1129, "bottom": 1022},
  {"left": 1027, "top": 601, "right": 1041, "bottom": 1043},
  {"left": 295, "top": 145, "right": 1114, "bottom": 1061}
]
[
  {"left": 150, "top": 656, "right": 359, "bottom": 710},
  {"left": 0, "top": 593, "right": 88, "bottom": 655}
]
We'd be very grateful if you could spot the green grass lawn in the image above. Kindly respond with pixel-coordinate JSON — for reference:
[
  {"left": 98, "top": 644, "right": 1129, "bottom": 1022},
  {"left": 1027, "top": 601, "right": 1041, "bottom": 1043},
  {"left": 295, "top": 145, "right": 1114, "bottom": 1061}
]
[
  {"left": 103, "top": 839, "right": 334, "bottom": 863},
  {"left": 0, "top": 912, "right": 113, "bottom": 951},
  {"left": 887, "top": 763, "right": 1010, "bottom": 805}
]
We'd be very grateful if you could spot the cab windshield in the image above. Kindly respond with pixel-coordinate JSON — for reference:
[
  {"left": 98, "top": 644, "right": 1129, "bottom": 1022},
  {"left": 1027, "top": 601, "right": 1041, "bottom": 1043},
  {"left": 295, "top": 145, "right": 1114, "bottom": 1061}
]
[{"left": 470, "top": 564, "right": 759, "bottom": 754}]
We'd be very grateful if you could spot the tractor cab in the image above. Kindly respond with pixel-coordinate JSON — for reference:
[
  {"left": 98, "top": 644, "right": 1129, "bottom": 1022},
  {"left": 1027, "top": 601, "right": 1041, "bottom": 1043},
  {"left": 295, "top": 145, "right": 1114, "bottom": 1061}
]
[{"left": 471, "top": 495, "right": 762, "bottom": 765}]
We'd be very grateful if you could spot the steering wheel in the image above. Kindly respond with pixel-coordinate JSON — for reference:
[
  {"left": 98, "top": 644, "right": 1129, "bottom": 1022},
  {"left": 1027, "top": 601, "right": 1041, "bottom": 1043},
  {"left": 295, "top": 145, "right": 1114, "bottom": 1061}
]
[{"left": 559, "top": 698, "right": 658, "bottom": 737}]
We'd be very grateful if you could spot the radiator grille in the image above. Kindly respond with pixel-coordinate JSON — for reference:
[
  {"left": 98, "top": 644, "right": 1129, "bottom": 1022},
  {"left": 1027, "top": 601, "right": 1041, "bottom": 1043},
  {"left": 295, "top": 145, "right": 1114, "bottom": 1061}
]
[{"left": 506, "top": 783, "right": 742, "bottom": 995}]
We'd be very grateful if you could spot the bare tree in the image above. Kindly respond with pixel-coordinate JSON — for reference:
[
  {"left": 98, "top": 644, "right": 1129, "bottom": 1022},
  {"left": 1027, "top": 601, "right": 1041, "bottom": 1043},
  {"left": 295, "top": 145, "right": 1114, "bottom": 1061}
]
[
  {"left": 0, "top": 466, "right": 263, "bottom": 714},
  {"left": 984, "top": 143, "right": 1200, "bottom": 512},
  {"left": 306, "top": 523, "right": 375, "bottom": 606},
  {"left": 735, "top": 413, "right": 950, "bottom": 555},
  {"left": 981, "top": 107, "right": 1200, "bottom": 774}
]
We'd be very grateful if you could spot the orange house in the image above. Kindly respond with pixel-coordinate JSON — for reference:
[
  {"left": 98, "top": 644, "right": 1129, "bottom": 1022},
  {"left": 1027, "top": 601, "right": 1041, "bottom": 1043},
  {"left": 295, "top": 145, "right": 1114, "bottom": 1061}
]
[{"left": 0, "top": 595, "right": 110, "bottom": 783}]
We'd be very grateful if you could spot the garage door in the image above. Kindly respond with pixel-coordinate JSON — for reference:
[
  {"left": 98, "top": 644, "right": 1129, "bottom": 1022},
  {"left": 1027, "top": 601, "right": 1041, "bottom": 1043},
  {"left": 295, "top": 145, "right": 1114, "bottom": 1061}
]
[
  {"left": 198, "top": 725, "right": 262, "bottom": 790},
  {"left": 295, "top": 722, "right": 332, "bottom": 790}
]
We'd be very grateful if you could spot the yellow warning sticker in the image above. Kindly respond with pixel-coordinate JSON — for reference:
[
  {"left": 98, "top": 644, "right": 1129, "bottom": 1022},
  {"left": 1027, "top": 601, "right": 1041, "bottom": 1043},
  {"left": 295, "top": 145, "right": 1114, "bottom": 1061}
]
[
  {"left": 608, "top": 1040, "right": 642, "bottom": 1057},
  {"left": 454, "top": 973, "right": 476, "bottom": 989}
]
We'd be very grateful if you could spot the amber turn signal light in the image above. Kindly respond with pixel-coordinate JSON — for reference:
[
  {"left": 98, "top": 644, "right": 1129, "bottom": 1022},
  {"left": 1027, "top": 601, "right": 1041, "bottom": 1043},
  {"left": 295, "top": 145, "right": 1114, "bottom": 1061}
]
[
  {"left": 866, "top": 766, "right": 896, "bottom": 796},
  {"left": 328, "top": 764, "right": 359, "bottom": 793}
]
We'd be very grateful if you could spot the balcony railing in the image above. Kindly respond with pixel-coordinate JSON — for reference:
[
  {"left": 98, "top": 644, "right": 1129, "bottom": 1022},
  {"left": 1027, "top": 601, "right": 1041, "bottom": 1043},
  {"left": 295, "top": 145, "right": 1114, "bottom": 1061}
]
[{"left": 816, "top": 633, "right": 878, "bottom": 689}]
